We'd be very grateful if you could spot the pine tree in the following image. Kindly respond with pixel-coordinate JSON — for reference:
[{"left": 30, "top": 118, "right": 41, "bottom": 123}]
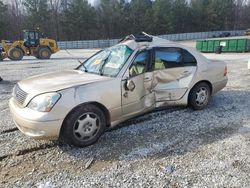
[
  {"left": 153, "top": 0, "right": 173, "bottom": 34},
  {"left": 23, "top": 0, "right": 51, "bottom": 34}
]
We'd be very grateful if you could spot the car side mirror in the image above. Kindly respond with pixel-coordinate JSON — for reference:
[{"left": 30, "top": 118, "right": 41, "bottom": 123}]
[{"left": 125, "top": 79, "right": 135, "bottom": 91}]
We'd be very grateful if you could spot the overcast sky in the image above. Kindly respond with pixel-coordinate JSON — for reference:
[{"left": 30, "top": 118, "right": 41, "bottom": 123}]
[
  {"left": 88, "top": 0, "right": 100, "bottom": 6},
  {"left": 88, "top": 0, "right": 130, "bottom": 6}
]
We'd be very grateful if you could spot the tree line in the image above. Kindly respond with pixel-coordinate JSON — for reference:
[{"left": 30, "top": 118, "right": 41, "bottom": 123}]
[{"left": 0, "top": 0, "right": 250, "bottom": 41}]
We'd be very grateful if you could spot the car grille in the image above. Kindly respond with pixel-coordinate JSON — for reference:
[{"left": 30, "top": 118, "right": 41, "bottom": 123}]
[{"left": 13, "top": 84, "right": 28, "bottom": 105}]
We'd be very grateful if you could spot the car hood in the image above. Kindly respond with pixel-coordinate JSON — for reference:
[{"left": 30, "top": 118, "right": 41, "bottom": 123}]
[{"left": 18, "top": 70, "right": 111, "bottom": 94}]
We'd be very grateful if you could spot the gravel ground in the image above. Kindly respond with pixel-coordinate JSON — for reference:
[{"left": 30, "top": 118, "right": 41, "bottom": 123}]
[{"left": 0, "top": 47, "right": 250, "bottom": 188}]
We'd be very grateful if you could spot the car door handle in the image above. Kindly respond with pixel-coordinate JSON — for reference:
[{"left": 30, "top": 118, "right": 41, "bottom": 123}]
[{"left": 123, "top": 91, "right": 128, "bottom": 98}]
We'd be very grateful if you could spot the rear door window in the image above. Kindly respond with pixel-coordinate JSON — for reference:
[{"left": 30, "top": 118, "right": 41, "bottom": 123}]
[
  {"left": 154, "top": 48, "right": 182, "bottom": 70},
  {"left": 154, "top": 48, "right": 197, "bottom": 70}
]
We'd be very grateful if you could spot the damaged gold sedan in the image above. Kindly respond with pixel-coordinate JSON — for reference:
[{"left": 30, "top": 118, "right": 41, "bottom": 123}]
[{"left": 9, "top": 33, "right": 228, "bottom": 147}]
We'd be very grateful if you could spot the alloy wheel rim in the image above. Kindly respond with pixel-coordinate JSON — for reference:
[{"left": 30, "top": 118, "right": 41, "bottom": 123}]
[
  {"left": 195, "top": 87, "right": 208, "bottom": 106},
  {"left": 73, "top": 112, "right": 100, "bottom": 141}
]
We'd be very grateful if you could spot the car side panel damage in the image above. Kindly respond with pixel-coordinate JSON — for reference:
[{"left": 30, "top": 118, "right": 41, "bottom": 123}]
[{"left": 152, "top": 66, "right": 197, "bottom": 102}]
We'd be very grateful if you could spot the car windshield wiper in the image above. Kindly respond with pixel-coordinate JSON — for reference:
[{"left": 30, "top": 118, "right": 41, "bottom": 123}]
[
  {"left": 76, "top": 59, "right": 88, "bottom": 72},
  {"left": 81, "top": 63, "right": 88, "bottom": 72},
  {"left": 75, "top": 58, "right": 88, "bottom": 72},
  {"left": 99, "top": 52, "right": 110, "bottom": 76}
]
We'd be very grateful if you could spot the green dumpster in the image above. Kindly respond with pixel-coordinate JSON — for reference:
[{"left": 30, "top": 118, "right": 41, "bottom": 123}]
[
  {"left": 196, "top": 38, "right": 250, "bottom": 53},
  {"left": 207, "top": 40, "right": 215, "bottom": 52},
  {"left": 202, "top": 41, "right": 208, "bottom": 52},
  {"left": 196, "top": 41, "right": 203, "bottom": 51},
  {"left": 228, "top": 40, "right": 237, "bottom": 52},
  {"left": 214, "top": 40, "right": 220, "bottom": 51}
]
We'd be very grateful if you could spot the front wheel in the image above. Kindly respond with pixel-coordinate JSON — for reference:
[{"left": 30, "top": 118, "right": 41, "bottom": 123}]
[
  {"left": 38, "top": 47, "right": 51, "bottom": 59},
  {"left": 188, "top": 82, "right": 211, "bottom": 110},
  {"left": 60, "top": 104, "right": 106, "bottom": 147}
]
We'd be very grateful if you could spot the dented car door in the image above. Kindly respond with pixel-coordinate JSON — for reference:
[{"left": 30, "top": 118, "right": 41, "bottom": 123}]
[
  {"left": 152, "top": 47, "right": 197, "bottom": 102},
  {"left": 121, "top": 50, "right": 155, "bottom": 116}
]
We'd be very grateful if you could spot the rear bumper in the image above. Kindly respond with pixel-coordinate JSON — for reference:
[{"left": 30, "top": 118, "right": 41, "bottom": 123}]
[
  {"left": 212, "top": 78, "right": 228, "bottom": 94},
  {"left": 9, "top": 98, "right": 63, "bottom": 140}
]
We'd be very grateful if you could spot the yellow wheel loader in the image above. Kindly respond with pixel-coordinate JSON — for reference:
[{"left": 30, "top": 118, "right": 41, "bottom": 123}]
[{"left": 0, "top": 30, "right": 60, "bottom": 61}]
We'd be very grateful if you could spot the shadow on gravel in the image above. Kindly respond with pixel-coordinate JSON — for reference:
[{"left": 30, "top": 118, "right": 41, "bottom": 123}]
[
  {"left": 0, "top": 80, "right": 17, "bottom": 96},
  {"left": 60, "top": 90, "right": 250, "bottom": 161},
  {"left": 0, "top": 80, "right": 17, "bottom": 98},
  {"left": 0, "top": 80, "right": 17, "bottom": 85}
]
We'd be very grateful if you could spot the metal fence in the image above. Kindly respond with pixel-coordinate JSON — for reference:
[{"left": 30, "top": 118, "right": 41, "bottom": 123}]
[
  {"left": 58, "top": 39, "right": 119, "bottom": 49},
  {"left": 57, "top": 30, "right": 245, "bottom": 49}
]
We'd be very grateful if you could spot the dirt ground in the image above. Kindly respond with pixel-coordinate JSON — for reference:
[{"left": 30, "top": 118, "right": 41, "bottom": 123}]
[{"left": 0, "top": 45, "right": 250, "bottom": 187}]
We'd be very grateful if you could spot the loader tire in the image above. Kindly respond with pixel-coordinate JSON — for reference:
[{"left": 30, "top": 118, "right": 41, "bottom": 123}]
[
  {"left": 8, "top": 48, "right": 24, "bottom": 61},
  {"left": 38, "top": 47, "right": 51, "bottom": 59},
  {"left": 0, "top": 53, "right": 3, "bottom": 61}
]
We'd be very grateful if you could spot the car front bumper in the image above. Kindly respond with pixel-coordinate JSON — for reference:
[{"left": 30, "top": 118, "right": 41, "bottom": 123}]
[{"left": 9, "top": 98, "right": 63, "bottom": 140}]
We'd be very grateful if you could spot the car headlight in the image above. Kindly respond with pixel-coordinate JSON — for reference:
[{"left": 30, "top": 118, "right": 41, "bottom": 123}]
[{"left": 28, "top": 92, "right": 61, "bottom": 112}]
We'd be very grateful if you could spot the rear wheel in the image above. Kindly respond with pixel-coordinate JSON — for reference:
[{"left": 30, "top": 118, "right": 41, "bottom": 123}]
[
  {"left": 8, "top": 48, "right": 24, "bottom": 61},
  {"left": 38, "top": 47, "right": 51, "bottom": 59},
  {"left": 60, "top": 104, "right": 106, "bottom": 147},
  {"left": 188, "top": 82, "right": 211, "bottom": 110}
]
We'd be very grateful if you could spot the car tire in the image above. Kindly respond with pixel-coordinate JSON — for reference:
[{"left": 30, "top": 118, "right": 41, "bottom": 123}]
[
  {"left": 8, "top": 47, "right": 24, "bottom": 61},
  {"left": 188, "top": 82, "right": 211, "bottom": 110},
  {"left": 60, "top": 104, "right": 106, "bottom": 147}
]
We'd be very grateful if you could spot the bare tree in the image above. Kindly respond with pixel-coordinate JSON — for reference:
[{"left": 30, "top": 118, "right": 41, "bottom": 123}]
[
  {"left": 0, "top": 0, "right": 250, "bottom": 41},
  {"left": 49, "top": 0, "right": 61, "bottom": 40}
]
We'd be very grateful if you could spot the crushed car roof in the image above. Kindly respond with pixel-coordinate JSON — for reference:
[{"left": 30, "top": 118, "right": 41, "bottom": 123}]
[
  {"left": 117, "top": 32, "right": 209, "bottom": 65},
  {"left": 118, "top": 32, "right": 186, "bottom": 50}
]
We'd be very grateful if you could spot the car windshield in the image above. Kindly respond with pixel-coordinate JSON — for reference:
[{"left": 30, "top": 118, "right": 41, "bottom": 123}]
[{"left": 78, "top": 45, "right": 133, "bottom": 77}]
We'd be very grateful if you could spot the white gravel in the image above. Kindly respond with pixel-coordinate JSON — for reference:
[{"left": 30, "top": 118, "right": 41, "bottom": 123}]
[{"left": 0, "top": 48, "right": 250, "bottom": 188}]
